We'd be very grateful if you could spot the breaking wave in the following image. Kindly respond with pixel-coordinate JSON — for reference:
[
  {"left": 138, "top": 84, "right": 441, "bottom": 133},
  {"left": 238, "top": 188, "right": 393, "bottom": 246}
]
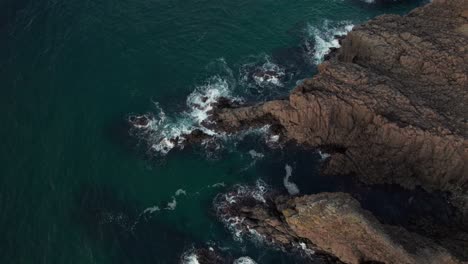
[
  {"left": 214, "top": 180, "right": 269, "bottom": 241},
  {"left": 129, "top": 73, "right": 241, "bottom": 156},
  {"left": 306, "top": 20, "right": 354, "bottom": 64}
]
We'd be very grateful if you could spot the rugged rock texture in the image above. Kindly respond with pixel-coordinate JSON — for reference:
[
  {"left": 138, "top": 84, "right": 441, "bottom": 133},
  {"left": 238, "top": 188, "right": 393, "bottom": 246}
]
[
  {"left": 208, "top": 1, "right": 468, "bottom": 263},
  {"left": 229, "top": 192, "right": 462, "bottom": 264},
  {"left": 211, "top": 0, "right": 468, "bottom": 216},
  {"left": 284, "top": 193, "right": 463, "bottom": 264}
]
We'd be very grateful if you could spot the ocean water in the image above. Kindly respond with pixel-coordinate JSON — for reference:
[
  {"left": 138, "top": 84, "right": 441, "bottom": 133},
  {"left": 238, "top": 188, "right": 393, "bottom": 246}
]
[{"left": 0, "top": 0, "right": 429, "bottom": 263}]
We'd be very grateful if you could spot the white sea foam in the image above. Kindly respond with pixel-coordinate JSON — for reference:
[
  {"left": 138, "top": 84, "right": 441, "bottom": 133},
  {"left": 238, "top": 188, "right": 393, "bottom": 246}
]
[
  {"left": 211, "top": 182, "right": 226, "bottom": 188},
  {"left": 269, "top": 134, "right": 279, "bottom": 142},
  {"left": 214, "top": 180, "right": 269, "bottom": 241},
  {"left": 143, "top": 206, "right": 160, "bottom": 214},
  {"left": 318, "top": 150, "right": 331, "bottom": 160},
  {"left": 299, "top": 242, "right": 315, "bottom": 255},
  {"left": 186, "top": 77, "right": 238, "bottom": 126},
  {"left": 239, "top": 55, "right": 286, "bottom": 96},
  {"left": 248, "top": 150, "right": 265, "bottom": 159},
  {"left": 283, "top": 164, "right": 300, "bottom": 195},
  {"left": 129, "top": 73, "right": 242, "bottom": 156},
  {"left": 233, "top": 256, "right": 257, "bottom": 264},
  {"left": 181, "top": 253, "right": 200, "bottom": 264},
  {"left": 251, "top": 60, "right": 285, "bottom": 88},
  {"left": 306, "top": 20, "right": 354, "bottom": 64},
  {"left": 166, "top": 196, "right": 177, "bottom": 210},
  {"left": 175, "top": 189, "right": 187, "bottom": 196}
]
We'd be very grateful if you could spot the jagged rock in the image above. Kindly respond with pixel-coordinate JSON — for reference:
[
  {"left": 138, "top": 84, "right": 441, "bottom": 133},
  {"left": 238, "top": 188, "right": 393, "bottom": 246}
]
[
  {"left": 207, "top": 1, "right": 468, "bottom": 262},
  {"left": 210, "top": 0, "right": 468, "bottom": 218},
  {"left": 221, "top": 191, "right": 463, "bottom": 264},
  {"left": 282, "top": 193, "right": 461, "bottom": 264}
]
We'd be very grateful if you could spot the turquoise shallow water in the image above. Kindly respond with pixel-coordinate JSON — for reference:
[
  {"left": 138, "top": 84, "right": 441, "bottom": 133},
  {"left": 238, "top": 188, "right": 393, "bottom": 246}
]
[{"left": 1, "top": 0, "right": 427, "bottom": 263}]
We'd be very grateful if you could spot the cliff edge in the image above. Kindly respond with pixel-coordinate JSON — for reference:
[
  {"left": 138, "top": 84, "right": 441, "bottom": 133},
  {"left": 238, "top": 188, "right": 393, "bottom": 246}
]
[{"left": 211, "top": 0, "right": 468, "bottom": 217}]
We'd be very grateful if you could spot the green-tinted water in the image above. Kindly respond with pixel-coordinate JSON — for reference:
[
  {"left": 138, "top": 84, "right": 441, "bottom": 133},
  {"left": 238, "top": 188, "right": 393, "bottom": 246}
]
[{"left": 0, "top": 0, "right": 427, "bottom": 263}]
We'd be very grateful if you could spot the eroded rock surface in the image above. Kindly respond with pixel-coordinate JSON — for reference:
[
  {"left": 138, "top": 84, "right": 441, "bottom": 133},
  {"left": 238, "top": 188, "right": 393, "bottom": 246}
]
[
  {"left": 283, "top": 193, "right": 463, "bottom": 264},
  {"left": 211, "top": 0, "right": 468, "bottom": 216},
  {"left": 223, "top": 192, "right": 462, "bottom": 264}
]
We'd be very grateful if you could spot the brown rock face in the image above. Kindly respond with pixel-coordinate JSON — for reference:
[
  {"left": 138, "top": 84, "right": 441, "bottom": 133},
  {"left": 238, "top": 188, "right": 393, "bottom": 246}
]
[
  {"left": 211, "top": 0, "right": 468, "bottom": 213},
  {"left": 219, "top": 191, "right": 463, "bottom": 264},
  {"left": 285, "top": 193, "right": 461, "bottom": 264}
]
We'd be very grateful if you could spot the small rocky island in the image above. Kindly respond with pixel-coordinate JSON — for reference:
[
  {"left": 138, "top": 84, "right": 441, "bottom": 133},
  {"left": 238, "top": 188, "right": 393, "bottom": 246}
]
[{"left": 200, "top": 0, "right": 468, "bottom": 263}]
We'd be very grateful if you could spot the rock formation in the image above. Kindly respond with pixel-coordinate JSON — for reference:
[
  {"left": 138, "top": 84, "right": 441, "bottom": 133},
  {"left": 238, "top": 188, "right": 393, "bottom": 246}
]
[
  {"left": 220, "top": 191, "right": 462, "bottom": 264},
  {"left": 207, "top": 1, "right": 468, "bottom": 263},
  {"left": 210, "top": 0, "right": 468, "bottom": 217}
]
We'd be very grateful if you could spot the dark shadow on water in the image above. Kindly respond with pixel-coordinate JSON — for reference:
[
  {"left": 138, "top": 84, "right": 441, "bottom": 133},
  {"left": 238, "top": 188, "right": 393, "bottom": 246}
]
[{"left": 244, "top": 142, "right": 466, "bottom": 242}]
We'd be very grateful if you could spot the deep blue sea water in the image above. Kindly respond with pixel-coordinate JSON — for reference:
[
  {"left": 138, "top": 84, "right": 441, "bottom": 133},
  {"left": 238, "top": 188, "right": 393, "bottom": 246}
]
[{"left": 0, "top": 0, "right": 428, "bottom": 263}]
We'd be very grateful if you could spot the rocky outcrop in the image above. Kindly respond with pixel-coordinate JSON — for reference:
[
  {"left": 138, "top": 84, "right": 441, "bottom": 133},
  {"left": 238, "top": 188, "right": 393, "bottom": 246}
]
[
  {"left": 207, "top": 1, "right": 468, "bottom": 263},
  {"left": 220, "top": 191, "right": 463, "bottom": 264},
  {"left": 283, "top": 193, "right": 464, "bottom": 264},
  {"left": 210, "top": 0, "right": 468, "bottom": 216}
]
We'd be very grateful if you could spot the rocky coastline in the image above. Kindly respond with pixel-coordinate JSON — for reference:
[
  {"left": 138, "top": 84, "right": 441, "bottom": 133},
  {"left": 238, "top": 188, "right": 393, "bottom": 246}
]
[{"left": 200, "top": 0, "right": 468, "bottom": 263}]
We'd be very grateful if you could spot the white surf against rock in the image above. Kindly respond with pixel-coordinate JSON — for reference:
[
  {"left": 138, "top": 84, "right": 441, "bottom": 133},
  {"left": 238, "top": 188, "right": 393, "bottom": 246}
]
[
  {"left": 129, "top": 59, "right": 242, "bottom": 156},
  {"left": 306, "top": 20, "right": 354, "bottom": 64},
  {"left": 233, "top": 256, "right": 257, "bottom": 264},
  {"left": 181, "top": 252, "right": 200, "bottom": 264},
  {"left": 283, "top": 164, "right": 300, "bottom": 195},
  {"left": 239, "top": 55, "right": 286, "bottom": 91},
  {"left": 215, "top": 180, "right": 269, "bottom": 241}
]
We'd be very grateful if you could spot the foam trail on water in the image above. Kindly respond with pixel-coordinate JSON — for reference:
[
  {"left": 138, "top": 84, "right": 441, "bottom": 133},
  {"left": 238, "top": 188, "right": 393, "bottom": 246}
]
[
  {"left": 283, "top": 164, "right": 300, "bottom": 195},
  {"left": 143, "top": 206, "right": 160, "bottom": 214},
  {"left": 306, "top": 20, "right": 354, "bottom": 64},
  {"left": 211, "top": 182, "right": 226, "bottom": 188}
]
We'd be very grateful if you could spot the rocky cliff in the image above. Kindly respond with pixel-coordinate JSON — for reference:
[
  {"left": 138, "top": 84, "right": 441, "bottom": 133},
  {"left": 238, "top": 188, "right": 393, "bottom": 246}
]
[
  {"left": 210, "top": 0, "right": 468, "bottom": 216},
  {"left": 205, "top": 1, "right": 468, "bottom": 263},
  {"left": 217, "top": 191, "right": 464, "bottom": 264}
]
